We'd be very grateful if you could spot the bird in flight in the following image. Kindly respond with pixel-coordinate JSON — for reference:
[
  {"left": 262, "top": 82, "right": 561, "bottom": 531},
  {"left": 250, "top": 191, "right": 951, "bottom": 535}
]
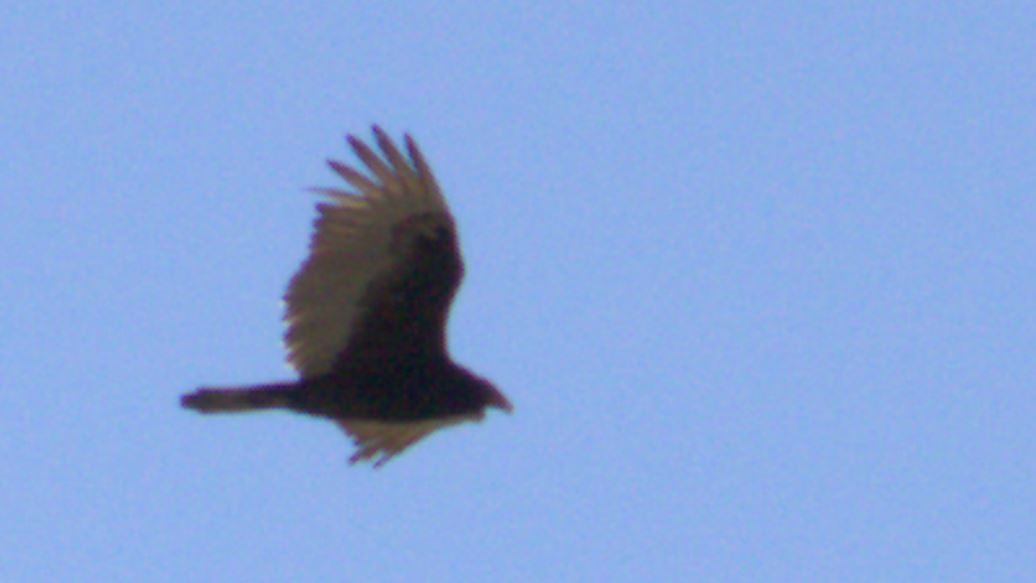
[{"left": 181, "top": 126, "right": 512, "bottom": 468}]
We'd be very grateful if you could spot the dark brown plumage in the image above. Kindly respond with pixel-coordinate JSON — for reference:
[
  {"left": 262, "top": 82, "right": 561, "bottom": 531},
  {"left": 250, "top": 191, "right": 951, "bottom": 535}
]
[{"left": 181, "top": 126, "right": 512, "bottom": 467}]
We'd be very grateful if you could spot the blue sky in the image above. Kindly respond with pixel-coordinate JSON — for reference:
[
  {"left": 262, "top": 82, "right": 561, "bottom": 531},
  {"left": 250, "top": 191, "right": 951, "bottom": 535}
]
[{"left": 3, "top": 3, "right": 1034, "bottom": 581}]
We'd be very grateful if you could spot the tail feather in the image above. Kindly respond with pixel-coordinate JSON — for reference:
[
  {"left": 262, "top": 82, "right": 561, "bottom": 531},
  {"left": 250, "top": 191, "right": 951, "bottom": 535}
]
[{"left": 181, "top": 383, "right": 296, "bottom": 413}]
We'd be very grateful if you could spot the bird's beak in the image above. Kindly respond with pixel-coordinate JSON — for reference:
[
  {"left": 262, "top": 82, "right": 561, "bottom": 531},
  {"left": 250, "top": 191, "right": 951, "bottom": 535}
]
[{"left": 490, "top": 390, "right": 514, "bottom": 414}]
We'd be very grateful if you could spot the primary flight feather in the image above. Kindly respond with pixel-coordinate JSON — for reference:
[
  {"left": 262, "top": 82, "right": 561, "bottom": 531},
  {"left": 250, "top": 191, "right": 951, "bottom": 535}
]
[{"left": 181, "top": 126, "right": 512, "bottom": 468}]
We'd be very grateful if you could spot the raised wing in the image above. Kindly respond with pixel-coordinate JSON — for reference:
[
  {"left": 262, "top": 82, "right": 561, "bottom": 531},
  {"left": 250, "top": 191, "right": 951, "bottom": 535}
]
[{"left": 283, "top": 127, "right": 461, "bottom": 378}]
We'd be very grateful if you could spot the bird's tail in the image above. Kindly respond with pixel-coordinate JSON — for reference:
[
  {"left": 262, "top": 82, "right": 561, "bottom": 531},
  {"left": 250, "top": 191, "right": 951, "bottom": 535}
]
[{"left": 181, "top": 382, "right": 297, "bottom": 413}]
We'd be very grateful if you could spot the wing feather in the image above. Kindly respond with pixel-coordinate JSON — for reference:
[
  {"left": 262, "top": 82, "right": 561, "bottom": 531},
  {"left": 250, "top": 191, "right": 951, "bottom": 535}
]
[
  {"left": 336, "top": 415, "right": 480, "bottom": 467},
  {"left": 347, "top": 133, "right": 402, "bottom": 193},
  {"left": 284, "top": 127, "right": 458, "bottom": 378}
]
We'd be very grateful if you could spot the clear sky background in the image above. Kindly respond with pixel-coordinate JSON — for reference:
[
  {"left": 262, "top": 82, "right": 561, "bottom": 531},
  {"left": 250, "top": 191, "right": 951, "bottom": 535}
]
[{"left": 3, "top": 3, "right": 1034, "bottom": 581}]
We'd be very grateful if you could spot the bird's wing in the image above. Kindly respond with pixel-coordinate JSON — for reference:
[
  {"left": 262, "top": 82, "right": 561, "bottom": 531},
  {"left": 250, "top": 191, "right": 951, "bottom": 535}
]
[
  {"left": 336, "top": 414, "right": 480, "bottom": 468},
  {"left": 283, "top": 127, "right": 462, "bottom": 378}
]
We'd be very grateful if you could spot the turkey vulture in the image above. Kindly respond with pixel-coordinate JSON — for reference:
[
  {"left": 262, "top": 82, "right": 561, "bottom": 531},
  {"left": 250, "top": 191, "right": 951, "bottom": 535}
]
[{"left": 181, "top": 126, "right": 512, "bottom": 467}]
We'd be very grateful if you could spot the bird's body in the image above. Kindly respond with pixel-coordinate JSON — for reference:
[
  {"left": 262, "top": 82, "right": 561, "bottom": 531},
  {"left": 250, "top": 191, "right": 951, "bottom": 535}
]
[{"left": 182, "top": 127, "right": 511, "bottom": 467}]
